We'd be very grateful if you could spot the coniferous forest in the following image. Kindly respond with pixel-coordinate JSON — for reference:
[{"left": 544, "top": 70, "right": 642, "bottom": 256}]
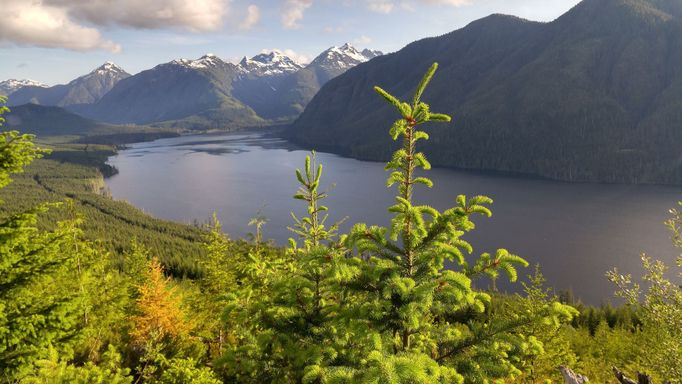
[{"left": 0, "top": 63, "right": 680, "bottom": 384}]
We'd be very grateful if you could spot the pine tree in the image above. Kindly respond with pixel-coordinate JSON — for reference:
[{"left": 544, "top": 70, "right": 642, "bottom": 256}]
[
  {"left": 306, "top": 63, "right": 576, "bottom": 383},
  {"left": 130, "top": 257, "right": 192, "bottom": 348},
  {"left": 0, "top": 97, "right": 98, "bottom": 381},
  {"left": 0, "top": 97, "right": 46, "bottom": 190},
  {"left": 494, "top": 266, "right": 579, "bottom": 383},
  {"left": 256, "top": 153, "right": 351, "bottom": 382},
  {"left": 20, "top": 345, "right": 132, "bottom": 384},
  {"left": 608, "top": 202, "right": 682, "bottom": 383}
]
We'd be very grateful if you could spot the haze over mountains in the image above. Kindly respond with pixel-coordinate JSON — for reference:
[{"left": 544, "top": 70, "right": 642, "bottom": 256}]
[
  {"left": 2, "top": 44, "right": 382, "bottom": 129},
  {"left": 291, "top": 0, "right": 682, "bottom": 184}
]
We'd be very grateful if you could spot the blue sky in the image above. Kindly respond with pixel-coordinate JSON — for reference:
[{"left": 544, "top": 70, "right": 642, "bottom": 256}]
[{"left": 0, "top": 0, "right": 581, "bottom": 85}]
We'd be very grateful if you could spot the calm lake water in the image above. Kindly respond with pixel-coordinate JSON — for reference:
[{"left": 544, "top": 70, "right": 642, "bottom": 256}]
[{"left": 106, "top": 132, "right": 682, "bottom": 304}]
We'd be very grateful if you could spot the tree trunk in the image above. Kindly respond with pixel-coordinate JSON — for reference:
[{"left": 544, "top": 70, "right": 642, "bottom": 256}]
[
  {"left": 613, "top": 367, "right": 654, "bottom": 384},
  {"left": 560, "top": 366, "right": 589, "bottom": 383}
]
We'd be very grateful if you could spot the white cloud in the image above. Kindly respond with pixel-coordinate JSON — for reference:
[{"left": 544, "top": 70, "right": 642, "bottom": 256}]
[
  {"left": 283, "top": 48, "right": 311, "bottom": 64},
  {"left": 0, "top": 0, "right": 232, "bottom": 52},
  {"left": 281, "top": 0, "right": 313, "bottom": 29},
  {"left": 323, "top": 25, "right": 345, "bottom": 34},
  {"left": 0, "top": 0, "right": 121, "bottom": 52},
  {"left": 354, "top": 35, "right": 372, "bottom": 45},
  {"left": 46, "top": 0, "right": 230, "bottom": 31},
  {"left": 260, "top": 48, "right": 311, "bottom": 64},
  {"left": 239, "top": 4, "right": 260, "bottom": 30},
  {"left": 420, "top": 0, "right": 470, "bottom": 6},
  {"left": 367, "top": 0, "right": 469, "bottom": 13},
  {"left": 367, "top": 0, "right": 394, "bottom": 13}
]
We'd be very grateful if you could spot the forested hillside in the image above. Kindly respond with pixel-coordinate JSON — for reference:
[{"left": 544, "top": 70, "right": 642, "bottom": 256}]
[
  {"left": 290, "top": 0, "right": 682, "bottom": 184},
  {"left": 3, "top": 104, "right": 180, "bottom": 143}
]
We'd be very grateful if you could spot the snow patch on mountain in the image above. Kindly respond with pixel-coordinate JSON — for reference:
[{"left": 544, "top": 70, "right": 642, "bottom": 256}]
[
  {"left": 310, "top": 43, "right": 383, "bottom": 71},
  {"left": 238, "top": 50, "right": 304, "bottom": 76},
  {"left": 90, "top": 62, "right": 128, "bottom": 76},
  {"left": 168, "top": 54, "right": 227, "bottom": 70},
  {"left": 0, "top": 79, "right": 48, "bottom": 96}
]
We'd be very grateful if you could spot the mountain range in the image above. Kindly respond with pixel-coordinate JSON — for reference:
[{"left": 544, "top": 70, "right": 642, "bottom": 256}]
[
  {"left": 8, "top": 62, "right": 130, "bottom": 107},
  {"left": 2, "top": 44, "right": 382, "bottom": 129},
  {"left": 290, "top": 0, "right": 682, "bottom": 184}
]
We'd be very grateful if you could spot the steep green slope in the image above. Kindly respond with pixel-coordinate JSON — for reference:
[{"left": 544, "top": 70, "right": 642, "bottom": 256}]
[
  {"left": 4, "top": 103, "right": 117, "bottom": 136},
  {"left": 3, "top": 103, "right": 179, "bottom": 143},
  {"left": 290, "top": 0, "right": 682, "bottom": 184}
]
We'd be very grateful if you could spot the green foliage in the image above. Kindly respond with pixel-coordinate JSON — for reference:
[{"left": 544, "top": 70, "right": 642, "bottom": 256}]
[
  {"left": 491, "top": 266, "right": 579, "bottom": 383},
  {"left": 0, "top": 146, "right": 208, "bottom": 278},
  {"left": 607, "top": 203, "right": 682, "bottom": 383},
  {"left": 214, "top": 63, "right": 578, "bottom": 383},
  {"left": 0, "top": 97, "right": 49, "bottom": 190},
  {"left": 155, "top": 358, "right": 221, "bottom": 384},
  {"left": 0, "top": 206, "right": 88, "bottom": 380},
  {"left": 21, "top": 346, "right": 132, "bottom": 384},
  {"left": 0, "top": 98, "right": 118, "bottom": 382},
  {"left": 323, "top": 63, "right": 573, "bottom": 383}
]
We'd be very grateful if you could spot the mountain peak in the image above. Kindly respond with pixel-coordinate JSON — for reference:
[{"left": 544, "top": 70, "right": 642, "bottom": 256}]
[
  {"left": 238, "top": 50, "right": 304, "bottom": 76},
  {"left": 168, "top": 54, "right": 227, "bottom": 70},
  {"left": 91, "top": 61, "right": 127, "bottom": 75},
  {"left": 310, "top": 43, "right": 383, "bottom": 71}
]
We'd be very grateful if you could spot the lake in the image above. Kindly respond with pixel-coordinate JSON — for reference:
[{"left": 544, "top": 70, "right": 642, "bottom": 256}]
[{"left": 106, "top": 131, "right": 682, "bottom": 304}]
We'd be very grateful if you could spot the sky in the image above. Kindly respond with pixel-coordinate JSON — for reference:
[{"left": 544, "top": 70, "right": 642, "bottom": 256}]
[{"left": 0, "top": 0, "right": 581, "bottom": 85}]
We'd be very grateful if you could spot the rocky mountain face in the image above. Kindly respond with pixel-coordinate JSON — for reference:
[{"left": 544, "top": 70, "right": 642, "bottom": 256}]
[
  {"left": 8, "top": 62, "right": 130, "bottom": 107},
  {"left": 237, "top": 51, "right": 304, "bottom": 76},
  {"left": 269, "top": 44, "right": 384, "bottom": 118},
  {"left": 231, "top": 51, "right": 306, "bottom": 119},
  {"left": 289, "top": 0, "right": 682, "bottom": 185},
  {"left": 231, "top": 44, "right": 383, "bottom": 119}
]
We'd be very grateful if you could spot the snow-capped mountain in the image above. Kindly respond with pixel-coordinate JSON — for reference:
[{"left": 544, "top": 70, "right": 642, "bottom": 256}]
[
  {"left": 6, "top": 45, "right": 382, "bottom": 126},
  {"left": 310, "top": 43, "right": 383, "bottom": 73},
  {"left": 8, "top": 62, "right": 130, "bottom": 106},
  {"left": 90, "top": 61, "right": 128, "bottom": 77},
  {"left": 0, "top": 79, "right": 48, "bottom": 96},
  {"left": 166, "top": 54, "right": 233, "bottom": 71},
  {"left": 232, "top": 43, "right": 382, "bottom": 119},
  {"left": 63, "top": 62, "right": 131, "bottom": 104},
  {"left": 238, "top": 51, "right": 304, "bottom": 77}
]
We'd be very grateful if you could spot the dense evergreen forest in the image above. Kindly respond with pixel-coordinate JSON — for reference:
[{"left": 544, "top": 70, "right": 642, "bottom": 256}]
[
  {"left": 290, "top": 0, "right": 682, "bottom": 185},
  {"left": 0, "top": 65, "right": 680, "bottom": 384}
]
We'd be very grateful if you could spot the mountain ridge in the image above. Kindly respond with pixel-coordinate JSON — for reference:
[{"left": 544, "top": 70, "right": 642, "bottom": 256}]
[{"left": 8, "top": 62, "right": 131, "bottom": 107}]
